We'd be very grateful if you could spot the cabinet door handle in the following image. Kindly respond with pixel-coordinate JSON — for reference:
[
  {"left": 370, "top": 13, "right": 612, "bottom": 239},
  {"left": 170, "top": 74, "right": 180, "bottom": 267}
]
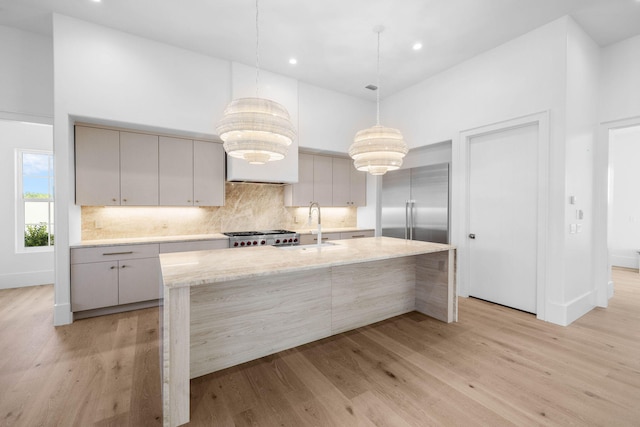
[
  {"left": 195, "top": 200, "right": 199, "bottom": 203},
  {"left": 121, "top": 265, "right": 127, "bottom": 269},
  {"left": 110, "top": 266, "right": 117, "bottom": 270},
  {"left": 103, "top": 251, "right": 134, "bottom": 256},
  {"left": 122, "top": 198, "right": 128, "bottom": 202},
  {"left": 351, "top": 235, "right": 365, "bottom": 238},
  {"left": 111, "top": 198, "right": 117, "bottom": 202}
]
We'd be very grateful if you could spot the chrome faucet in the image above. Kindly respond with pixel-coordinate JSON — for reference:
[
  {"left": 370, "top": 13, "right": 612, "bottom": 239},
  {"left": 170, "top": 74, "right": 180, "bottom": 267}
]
[{"left": 308, "top": 201, "right": 322, "bottom": 245}]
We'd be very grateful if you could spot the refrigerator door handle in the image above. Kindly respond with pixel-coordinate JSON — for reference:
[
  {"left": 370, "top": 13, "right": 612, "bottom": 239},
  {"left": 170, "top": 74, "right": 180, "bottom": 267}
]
[
  {"left": 405, "top": 201, "right": 409, "bottom": 240},
  {"left": 409, "top": 200, "right": 415, "bottom": 240}
]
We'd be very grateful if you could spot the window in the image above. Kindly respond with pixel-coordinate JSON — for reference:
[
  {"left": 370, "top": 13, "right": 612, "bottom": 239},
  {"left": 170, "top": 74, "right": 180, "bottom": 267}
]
[{"left": 17, "top": 150, "right": 54, "bottom": 251}]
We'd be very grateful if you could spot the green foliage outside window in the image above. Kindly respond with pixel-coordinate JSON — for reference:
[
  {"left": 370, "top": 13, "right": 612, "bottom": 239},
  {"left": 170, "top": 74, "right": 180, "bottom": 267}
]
[
  {"left": 24, "top": 192, "right": 50, "bottom": 199},
  {"left": 24, "top": 223, "right": 54, "bottom": 247}
]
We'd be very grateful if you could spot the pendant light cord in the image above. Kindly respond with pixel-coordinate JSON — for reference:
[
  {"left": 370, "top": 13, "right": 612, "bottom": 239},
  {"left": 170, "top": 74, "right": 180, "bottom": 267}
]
[
  {"left": 255, "top": 0, "right": 260, "bottom": 97},
  {"left": 376, "top": 29, "right": 381, "bottom": 126}
]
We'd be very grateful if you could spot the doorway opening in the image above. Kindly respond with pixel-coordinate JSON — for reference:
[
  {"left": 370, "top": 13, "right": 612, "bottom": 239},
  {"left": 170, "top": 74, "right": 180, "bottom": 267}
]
[{"left": 608, "top": 124, "right": 640, "bottom": 271}]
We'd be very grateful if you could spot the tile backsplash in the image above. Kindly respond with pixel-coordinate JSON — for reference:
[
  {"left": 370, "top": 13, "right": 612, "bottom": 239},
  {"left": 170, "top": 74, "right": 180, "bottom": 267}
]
[{"left": 81, "top": 182, "right": 357, "bottom": 240}]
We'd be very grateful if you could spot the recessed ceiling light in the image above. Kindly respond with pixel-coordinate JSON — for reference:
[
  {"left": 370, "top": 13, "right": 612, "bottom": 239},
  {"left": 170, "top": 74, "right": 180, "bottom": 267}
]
[
  {"left": 412, "top": 42, "right": 423, "bottom": 51},
  {"left": 289, "top": 58, "right": 297, "bottom": 65},
  {"left": 91, "top": 0, "right": 102, "bottom": 2}
]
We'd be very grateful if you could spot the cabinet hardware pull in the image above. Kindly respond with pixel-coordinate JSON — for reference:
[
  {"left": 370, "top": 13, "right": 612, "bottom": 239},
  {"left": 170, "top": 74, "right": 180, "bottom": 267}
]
[
  {"left": 352, "top": 235, "right": 365, "bottom": 238},
  {"left": 195, "top": 200, "right": 199, "bottom": 203},
  {"left": 122, "top": 198, "right": 127, "bottom": 202},
  {"left": 187, "top": 200, "right": 191, "bottom": 203},
  {"left": 112, "top": 198, "right": 117, "bottom": 202},
  {"left": 103, "top": 251, "right": 134, "bottom": 256},
  {"left": 110, "top": 266, "right": 116, "bottom": 270},
  {"left": 121, "top": 265, "right": 127, "bottom": 269}
]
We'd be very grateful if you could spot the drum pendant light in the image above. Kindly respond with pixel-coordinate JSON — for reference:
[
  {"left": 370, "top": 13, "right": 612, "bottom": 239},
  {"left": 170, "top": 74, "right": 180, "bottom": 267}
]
[
  {"left": 349, "top": 26, "right": 408, "bottom": 176},
  {"left": 216, "top": 0, "right": 296, "bottom": 164}
]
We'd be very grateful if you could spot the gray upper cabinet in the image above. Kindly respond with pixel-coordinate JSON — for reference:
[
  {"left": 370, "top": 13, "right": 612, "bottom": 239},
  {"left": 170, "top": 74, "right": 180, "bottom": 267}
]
[
  {"left": 313, "top": 155, "right": 333, "bottom": 206},
  {"left": 332, "top": 157, "right": 366, "bottom": 206},
  {"left": 120, "top": 131, "right": 159, "bottom": 206},
  {"left": 75, "top": 125, "right": 224, "bottom": 206},
  {"left": 159, "top": 136, "right": 194, "bottom": 206},
  {"left": 193, "top": 141, "right": 224, "bottom": 206},
  {"left": 75, "top": 126, "right": 121, "bottom": 206},
  {"left": 285, "top": 153, "right": 366, "bottom": 207},
  {"left": 284, "top": 153, "right": 314, "bottom": 206},
  {"left": 159, "top": 137, "right": 224, "bottom": 207},
  {"left": 332, "top": 157, "right": 351, "bottom": 206}
]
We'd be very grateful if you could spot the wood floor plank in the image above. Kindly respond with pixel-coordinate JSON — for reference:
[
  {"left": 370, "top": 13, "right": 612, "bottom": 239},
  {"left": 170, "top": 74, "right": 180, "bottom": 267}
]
[{"left": 1, "top": 268, "right": 639, "bottom": 426}]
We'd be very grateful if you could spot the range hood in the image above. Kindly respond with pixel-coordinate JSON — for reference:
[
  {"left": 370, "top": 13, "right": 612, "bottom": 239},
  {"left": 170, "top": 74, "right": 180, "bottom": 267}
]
[{"left": 226, "top": 144, "right": 298, "bottom": 183}]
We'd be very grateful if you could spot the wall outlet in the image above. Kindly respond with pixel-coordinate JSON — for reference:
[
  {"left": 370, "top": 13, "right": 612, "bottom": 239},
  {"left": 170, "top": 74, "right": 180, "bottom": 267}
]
[
  {"left": 569, "top": 224, "right": 577, "bottom": 234},
  {"left": 94, "top": 220, "right": 102, "bottom": 229}
]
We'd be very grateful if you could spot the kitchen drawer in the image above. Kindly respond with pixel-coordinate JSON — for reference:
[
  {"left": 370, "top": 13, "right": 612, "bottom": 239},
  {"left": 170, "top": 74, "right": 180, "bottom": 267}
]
[
  {"left": 159, "top": 239, "right": 229, "bottom": 253},
  {"left": 71, "top": 244, "right": 159, "bottom": 264},
  {"left": 299, "top": 232, "right": 341, "bottom": 245},
  {"left": 340, "top": 230, "right": 374, "bottom": 239}
]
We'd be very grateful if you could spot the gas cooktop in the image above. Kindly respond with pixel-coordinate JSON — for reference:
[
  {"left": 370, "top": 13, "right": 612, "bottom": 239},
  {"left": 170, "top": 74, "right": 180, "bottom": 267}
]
[
  {"left": 223, "top": 230, "right": 300, "bottom": 247},
  {"left": 223, "top": 230, "right": 295, "bottom": 237}
]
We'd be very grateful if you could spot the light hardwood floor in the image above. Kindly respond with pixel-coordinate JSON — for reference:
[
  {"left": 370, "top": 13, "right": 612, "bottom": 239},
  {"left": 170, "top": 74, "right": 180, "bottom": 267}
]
[{"left": 1, "top": 268, "right": 638, "bottom": 426}]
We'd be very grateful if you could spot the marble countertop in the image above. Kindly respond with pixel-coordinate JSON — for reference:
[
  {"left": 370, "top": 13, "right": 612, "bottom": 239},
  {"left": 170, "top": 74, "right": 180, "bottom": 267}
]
[
  {"left": 71, "top": 227, "right": 372, "bottom": 248},
  {"left": 71, "top": 233, "right": 229, "bottom": 248},
  {"left": 160, "top": 236, "right": 454, "bottom": 289},
  {"left": 292, "top": 227, "right": 374, "bottom": 235}
]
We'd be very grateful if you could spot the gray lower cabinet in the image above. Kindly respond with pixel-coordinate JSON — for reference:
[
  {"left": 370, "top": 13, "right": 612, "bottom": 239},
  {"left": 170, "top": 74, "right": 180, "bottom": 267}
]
[
  {"left": 71, "top": 244, "right": 160, "bottom": 312},
  {"left": 159, "top": 239, "right": 228, "bottom": 253},
  {"left": 339, "top": 230, "right": 374, "bottom": 239},
  {"left": 299, "top": 229, "right": 374, "bottom": 245}
]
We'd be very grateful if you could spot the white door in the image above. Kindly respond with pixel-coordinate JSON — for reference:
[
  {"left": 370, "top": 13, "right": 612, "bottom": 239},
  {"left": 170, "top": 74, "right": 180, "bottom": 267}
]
[{"left": 468, "top": 123, "right": 538, "bottom": 313}]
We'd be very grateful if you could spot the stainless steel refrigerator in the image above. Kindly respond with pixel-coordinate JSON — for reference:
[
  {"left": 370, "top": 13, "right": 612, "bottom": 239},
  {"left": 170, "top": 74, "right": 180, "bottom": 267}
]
[{"left": 381, "top": 163, "right": 450, "bottom": 243}]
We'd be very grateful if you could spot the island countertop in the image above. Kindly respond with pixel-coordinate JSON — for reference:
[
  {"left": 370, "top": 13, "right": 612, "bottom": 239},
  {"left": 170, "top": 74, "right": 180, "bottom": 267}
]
[{"left": 159, "top": 236, "right": 454, "bottom": 289}]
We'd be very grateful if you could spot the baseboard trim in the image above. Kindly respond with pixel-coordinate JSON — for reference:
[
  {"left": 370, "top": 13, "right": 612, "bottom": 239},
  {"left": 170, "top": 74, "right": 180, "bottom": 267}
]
[
  {"left": 545, "top": 290, "right": 596, "bottom": 326},
  {"left": 0, "top": 270, "right": 54, "bottom": 290},
  {"left": 54, "top": 303, "right": 73, "bottom": 326},
  {"left": 73, "top": 300, "right": 161, "bottom": 320},
  {"left": 608, "top": 281, "right": 614, "bottom": 300}
]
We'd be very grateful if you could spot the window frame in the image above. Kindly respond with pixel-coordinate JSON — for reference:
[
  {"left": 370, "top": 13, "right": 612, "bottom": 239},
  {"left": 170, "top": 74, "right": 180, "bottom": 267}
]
[{"left": 15, "top": 148, "right": 55, "bottom": 253}]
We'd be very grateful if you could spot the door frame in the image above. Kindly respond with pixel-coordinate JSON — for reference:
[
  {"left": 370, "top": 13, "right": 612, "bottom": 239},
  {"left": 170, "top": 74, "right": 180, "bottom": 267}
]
[
  {"left": 593, "top": 115, "right": 640, "bottom": 307},
  {"left": 453, "top": 111, "right": 550, "bottom": 320}
]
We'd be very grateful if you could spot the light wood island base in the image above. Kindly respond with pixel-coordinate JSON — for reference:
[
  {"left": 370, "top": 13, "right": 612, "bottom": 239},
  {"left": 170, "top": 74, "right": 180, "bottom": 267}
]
[{"left": 159, "top": 236, "right": 456, "bottom": 427}]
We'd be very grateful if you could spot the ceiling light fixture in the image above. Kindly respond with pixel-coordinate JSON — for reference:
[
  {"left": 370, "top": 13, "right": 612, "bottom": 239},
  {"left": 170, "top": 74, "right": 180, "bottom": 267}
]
[
  {"left": 289, "top": 58, "right": 297, "bottom": 65},
  {"left": 412, "top": 42, "right": 423, "bottom": 51},
  {"left": 349, "top": 26, "right": 408, "bottom": 176},
  {"left": 216, "top": 0, "right": 296, "bottom": 164}
]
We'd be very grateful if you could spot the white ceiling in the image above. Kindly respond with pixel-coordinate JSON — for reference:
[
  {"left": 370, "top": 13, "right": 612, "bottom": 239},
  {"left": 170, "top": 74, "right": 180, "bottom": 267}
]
[{"left": 1, "top": 0, "right": 639, "bottom": 100}]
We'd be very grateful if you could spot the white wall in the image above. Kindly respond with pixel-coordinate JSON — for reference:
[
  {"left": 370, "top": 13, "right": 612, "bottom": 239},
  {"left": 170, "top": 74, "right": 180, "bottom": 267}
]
[
  {"left": 51, "top": 14, "right": 377, "bottom": 324},
  {"left": 379, "top": 18, "right": 572, "bottom": 324},
  {"left": 298, "top": 83, "right": 374, "bottom": 154},
  {"left": 53, "top": 14, "right": 233, "bottom": 324},
  {"left": 610, "top": 125, "right": 640, "bottom": 268},
  {"left": 600, "top": 34, "right": 640, "bottom": 123},
  {"left": 378, "top": 17, "right": 607, "bottom": 325},
  {"left": 561, "top": 18, "right": 600, "bottom": 323},
  {"left": 0, "top": 120, "right": 54, "bottom": 289},
  {"left": 381, "top": 19, "right": 567, "bottom": 148},
  {"left": 0, "top": 25, "right": 53, "bottom": 123}
]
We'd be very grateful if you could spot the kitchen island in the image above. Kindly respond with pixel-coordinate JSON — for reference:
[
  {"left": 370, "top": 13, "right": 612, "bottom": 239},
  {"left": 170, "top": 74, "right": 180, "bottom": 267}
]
[{"left": 159, "top": 236, "right": 456, "bottom": 427}]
